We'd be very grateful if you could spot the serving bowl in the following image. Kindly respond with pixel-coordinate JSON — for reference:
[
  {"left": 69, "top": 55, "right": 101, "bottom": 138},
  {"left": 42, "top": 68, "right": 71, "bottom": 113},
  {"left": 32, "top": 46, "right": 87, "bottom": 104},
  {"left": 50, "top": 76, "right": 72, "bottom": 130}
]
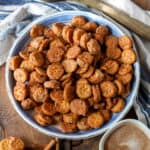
[
  {"left": 99, "top": 119, "right": 150, "bottom": 150},
  {"left": 5, "top": 11, "right": 140, "bottom": 139}
]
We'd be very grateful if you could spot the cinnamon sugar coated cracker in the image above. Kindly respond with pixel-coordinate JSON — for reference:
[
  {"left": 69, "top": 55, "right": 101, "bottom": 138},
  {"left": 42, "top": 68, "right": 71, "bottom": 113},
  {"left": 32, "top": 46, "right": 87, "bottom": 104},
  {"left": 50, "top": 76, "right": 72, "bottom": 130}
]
[
  {"left": 9, "top": 15, "right": 137, "bottom": 133},
  {"left": 0, "top": 137, "right": 25, "bottom": 150}
]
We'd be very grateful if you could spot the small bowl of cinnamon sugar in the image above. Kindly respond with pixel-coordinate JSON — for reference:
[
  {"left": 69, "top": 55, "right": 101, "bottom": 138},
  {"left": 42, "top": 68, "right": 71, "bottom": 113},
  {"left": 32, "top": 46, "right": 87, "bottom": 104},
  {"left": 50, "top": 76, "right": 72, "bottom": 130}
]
[{"left": 99, "top": 119, "right": 150, "bottom": 150}]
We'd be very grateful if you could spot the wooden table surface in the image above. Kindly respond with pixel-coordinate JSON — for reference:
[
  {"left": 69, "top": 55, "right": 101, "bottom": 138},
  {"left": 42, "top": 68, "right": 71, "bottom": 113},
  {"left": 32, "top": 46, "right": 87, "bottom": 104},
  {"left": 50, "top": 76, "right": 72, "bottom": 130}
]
[{"left": 0, "top": 65, "right": 137, "bottom": 150}]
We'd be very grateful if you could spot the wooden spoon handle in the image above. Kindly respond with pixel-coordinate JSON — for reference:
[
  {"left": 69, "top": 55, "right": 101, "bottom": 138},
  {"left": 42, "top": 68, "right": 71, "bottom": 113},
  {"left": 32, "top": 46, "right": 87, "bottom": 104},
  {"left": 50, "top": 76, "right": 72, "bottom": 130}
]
[
  {"left": 44, "top": 138, "right": 56, "bottom": 150},
  {"left": 75, "top": 0, "right": 150, "bottom": 40}
]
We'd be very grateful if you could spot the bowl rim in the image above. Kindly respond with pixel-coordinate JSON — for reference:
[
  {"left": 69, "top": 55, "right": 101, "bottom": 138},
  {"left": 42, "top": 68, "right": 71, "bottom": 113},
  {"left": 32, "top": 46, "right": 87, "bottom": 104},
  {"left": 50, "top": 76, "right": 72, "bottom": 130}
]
[
  {"left": 99, "top": 119, "right": 150, "bottom": 150},
  {"left": 5, "top": 10, "right": 140, "bottom": 139}
]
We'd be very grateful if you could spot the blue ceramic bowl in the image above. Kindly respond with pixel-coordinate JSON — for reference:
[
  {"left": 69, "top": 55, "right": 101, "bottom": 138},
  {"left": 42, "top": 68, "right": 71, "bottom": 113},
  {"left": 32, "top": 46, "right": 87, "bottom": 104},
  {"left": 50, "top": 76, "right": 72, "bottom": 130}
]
[{"left": 5, "top": 11, "right": 140, "bottom": 139}]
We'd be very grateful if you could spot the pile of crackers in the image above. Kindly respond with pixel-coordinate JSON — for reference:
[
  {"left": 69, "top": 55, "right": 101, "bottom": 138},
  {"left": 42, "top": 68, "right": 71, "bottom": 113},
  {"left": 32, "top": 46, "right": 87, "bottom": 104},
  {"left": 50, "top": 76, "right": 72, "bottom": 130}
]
[{"left": 9, "top": 16, "right": 136, "bottom": 133}]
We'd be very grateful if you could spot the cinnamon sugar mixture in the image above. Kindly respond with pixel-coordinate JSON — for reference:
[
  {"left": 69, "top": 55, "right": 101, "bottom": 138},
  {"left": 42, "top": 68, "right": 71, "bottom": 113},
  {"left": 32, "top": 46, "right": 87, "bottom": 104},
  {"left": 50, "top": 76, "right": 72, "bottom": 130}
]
[{"left": 104, "top": 123, "right": 150, "bottom": 150}]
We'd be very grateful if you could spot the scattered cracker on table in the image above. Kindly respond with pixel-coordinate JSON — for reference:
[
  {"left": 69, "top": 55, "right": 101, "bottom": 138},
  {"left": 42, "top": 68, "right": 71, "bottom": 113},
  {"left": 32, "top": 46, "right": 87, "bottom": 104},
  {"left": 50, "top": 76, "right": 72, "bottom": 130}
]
[
  {"left": 9, "top": 16, "right": 137, "bottom": 133},
  {"left": 0, "top": 136, "right": 59, "bottom": 150},
  {"left": 0, "top": 137, "right": 24, "bottom": 150}
]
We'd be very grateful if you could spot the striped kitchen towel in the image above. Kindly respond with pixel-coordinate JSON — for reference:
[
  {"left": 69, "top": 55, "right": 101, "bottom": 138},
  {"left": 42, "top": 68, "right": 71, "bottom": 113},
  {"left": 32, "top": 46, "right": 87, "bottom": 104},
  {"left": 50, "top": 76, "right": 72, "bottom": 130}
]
[{"left": 0, "top": 0, "right": 150, "bottom": 127}]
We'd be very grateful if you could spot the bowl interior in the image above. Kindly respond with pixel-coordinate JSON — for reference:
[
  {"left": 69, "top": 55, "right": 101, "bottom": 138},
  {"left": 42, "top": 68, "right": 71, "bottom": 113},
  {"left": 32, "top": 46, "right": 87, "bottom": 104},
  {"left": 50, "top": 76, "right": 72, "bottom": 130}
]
[
  {"left": 99, "top": 119, "right": 150, "bottom": 150},
  {"left": 5, "top": 11, "right": 140, "bottom": 139}
]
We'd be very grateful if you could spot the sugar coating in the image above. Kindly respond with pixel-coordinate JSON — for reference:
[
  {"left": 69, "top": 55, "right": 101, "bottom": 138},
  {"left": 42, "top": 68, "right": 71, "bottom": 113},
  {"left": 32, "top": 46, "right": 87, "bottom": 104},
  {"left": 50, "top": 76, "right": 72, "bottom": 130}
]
[{"left": 104, "top": 123, "right": 150, "bottom": 150}]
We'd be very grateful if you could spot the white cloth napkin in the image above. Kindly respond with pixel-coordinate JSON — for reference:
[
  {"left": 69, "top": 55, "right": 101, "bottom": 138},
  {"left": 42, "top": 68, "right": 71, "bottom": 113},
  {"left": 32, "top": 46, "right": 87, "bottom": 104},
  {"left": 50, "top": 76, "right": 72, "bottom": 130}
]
[
  {"left": 0, "top": 0, "right": 150, "bottom": 127},
  {"left": 104, "top": 0, "right": 150, "bottom": 25}
]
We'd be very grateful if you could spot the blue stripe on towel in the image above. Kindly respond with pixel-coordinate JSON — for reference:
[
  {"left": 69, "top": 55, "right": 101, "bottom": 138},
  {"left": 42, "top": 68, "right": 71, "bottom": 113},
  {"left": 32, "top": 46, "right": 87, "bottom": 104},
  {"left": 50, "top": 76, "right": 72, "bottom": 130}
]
[
  {"left": 0, "top": 10, "right": 13, "bottom": 13},
  {"left": 141, "top": 68, "right": 150, "bottom": 83},
  {"left": 31, "top": 1, "right": 62, "bottom": 11},
  {"left": 51, "top": 2, "right": 77, "bottom": 10},
  {"left": 140, "top": 85, "right": 150, "bottom": 103},
  {"left": 0, "top": 14, "right": 8, "bottom": 20},
  {"left": 139, "top": 94, "right": 150, "bottom": 113},
  {"left": 0, "top": 0, "right": 32, "bottom": 5},
  {"left": 136, "top": 96, "right": 150, "bottom": 127},
  {"left": 67, "top": 1, "right": 90, "bottom": 11}
]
